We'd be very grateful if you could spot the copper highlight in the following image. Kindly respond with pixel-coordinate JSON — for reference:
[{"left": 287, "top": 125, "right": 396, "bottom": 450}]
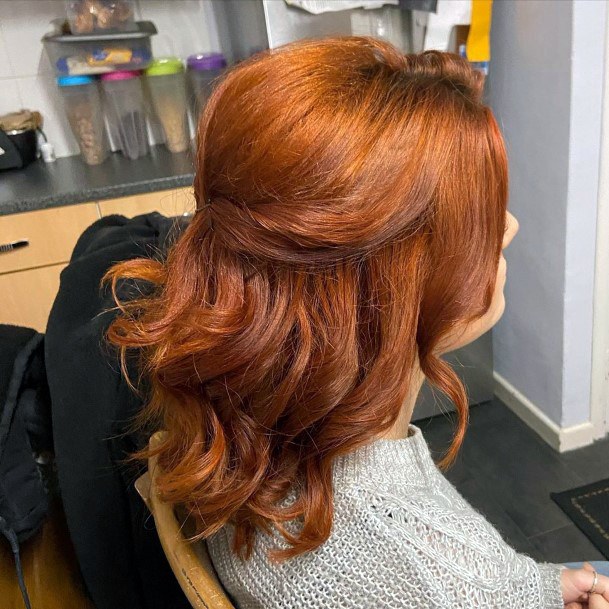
[{"left": 105, "top": 37, "right": 508, "bottom": 562}]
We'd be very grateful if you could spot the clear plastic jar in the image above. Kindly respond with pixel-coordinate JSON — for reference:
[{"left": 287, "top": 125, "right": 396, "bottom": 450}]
[
  {"left": 43, "top": 21, "right": 156, "bottom": 77},
  {"left": 145, "top": 57, "right": 189, "bottom": 154},
  {"left": 186, "top": 52, "right": 226, "bottom": 121},
  {"left": 65, "top": 0, "right": 137, "bottom": 34},
  {"left": 57, "top": 75, "right": 108, "bottom": 165},
  {"left": 101, "top": 70, "right": 148, "bottom": 160}
]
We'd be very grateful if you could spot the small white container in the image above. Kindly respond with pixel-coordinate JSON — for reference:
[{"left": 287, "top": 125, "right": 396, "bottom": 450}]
[{"left": 101, "top": 70, "right": 148, "bottom": 160}]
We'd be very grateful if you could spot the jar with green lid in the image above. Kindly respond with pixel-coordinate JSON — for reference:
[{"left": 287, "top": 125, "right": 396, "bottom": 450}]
[{"left": 145, "top": 57, "right": 189, "bottom": 153}]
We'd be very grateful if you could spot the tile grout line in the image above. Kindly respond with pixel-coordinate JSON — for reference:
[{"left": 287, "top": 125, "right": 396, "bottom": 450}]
[{"left": 526, "top": 523, "right": 582, "bottom": 541}]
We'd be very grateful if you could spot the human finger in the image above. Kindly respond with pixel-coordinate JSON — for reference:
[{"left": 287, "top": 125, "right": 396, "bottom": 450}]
[
  {"left": 590, "top": 591, "right": 609, "bottom": 608},
  {"left": 577, "top": 563, "right": 609, "bottom": 599}
]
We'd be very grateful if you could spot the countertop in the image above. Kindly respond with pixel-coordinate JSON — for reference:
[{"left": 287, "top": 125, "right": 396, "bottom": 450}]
[{"left": 0, "top": 145, "right": 196, "bottom": 216}]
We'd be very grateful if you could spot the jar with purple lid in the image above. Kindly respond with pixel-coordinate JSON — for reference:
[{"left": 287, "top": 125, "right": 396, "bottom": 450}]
[{"left": 186, "top": 52, "right": 226, "bottom": 121}]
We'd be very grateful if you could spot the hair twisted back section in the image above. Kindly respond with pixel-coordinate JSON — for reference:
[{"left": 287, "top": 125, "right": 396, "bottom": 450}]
[{"left": 105, "top": 36, "right": 508, "bottom": 562}]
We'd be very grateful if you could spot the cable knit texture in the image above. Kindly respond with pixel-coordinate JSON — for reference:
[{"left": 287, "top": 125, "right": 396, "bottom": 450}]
[{"left": 206, "top": 423, "right": 566, "bottom": 608}]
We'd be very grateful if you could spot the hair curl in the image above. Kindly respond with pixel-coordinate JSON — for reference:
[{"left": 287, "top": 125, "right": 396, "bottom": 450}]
[{"left": 105, "top": 37, "right": 508, "bottom": 562}]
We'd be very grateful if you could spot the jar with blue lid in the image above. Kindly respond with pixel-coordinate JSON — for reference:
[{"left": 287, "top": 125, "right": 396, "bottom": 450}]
[{"left": 57, "top": 75, "right": 108, "bottom": 165}]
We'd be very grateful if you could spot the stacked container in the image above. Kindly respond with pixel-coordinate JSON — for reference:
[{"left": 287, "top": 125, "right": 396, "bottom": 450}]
[
  {"left": 65, "top": 0, "right": 137, "bottom": 34},
  {"left": 101, "top": 70, "right": 148, "bottom": 159},
  {"left": 186, "top": 52, "right": 226, "bottom": 120},
  {"left": 56, "top": 75, "right": 108, "bottom": 165},
  {"left": 43, "top": 21, "right": 156, "bottom": 77},
  {"left": 145, "top": 57, "right": 189, "bottom": 154}
]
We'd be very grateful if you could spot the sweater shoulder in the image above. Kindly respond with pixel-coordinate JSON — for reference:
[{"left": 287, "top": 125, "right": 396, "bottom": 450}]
[{"left": 207, "top": 481, "right": 565, "bottom": 609}]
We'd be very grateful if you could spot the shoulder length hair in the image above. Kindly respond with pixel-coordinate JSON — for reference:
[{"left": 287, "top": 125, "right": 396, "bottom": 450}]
[{"left": 105, "top": 37, "right": 508, "bottom": 562}]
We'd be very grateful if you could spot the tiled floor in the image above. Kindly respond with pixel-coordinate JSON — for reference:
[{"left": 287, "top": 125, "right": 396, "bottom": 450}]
[{"left": 416, "top": 399, "right": 609, "bottom": 563}]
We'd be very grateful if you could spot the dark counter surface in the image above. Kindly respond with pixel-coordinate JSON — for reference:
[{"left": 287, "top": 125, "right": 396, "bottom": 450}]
[{"left": 0, "top": 145, "right": 196, "bottom": 216}]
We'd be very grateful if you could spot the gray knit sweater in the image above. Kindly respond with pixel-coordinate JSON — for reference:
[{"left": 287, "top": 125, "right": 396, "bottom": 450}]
[{"left": 207, "top": 423, "right": 566, "bottom": 608}]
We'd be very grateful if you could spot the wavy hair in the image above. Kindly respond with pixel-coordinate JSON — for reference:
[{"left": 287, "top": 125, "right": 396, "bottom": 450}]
[{"left": 105, "top": 37, "right": 508, "bottom": 562}]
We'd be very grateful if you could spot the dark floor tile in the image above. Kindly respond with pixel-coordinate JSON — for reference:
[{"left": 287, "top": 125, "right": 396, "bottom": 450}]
[
  {"left": 417, "top": 398, "right": 609, "bottom": 556},
  {"left": 451, "top": 402, "right": 580, "bottom": 538},
  {"left": 459, "top": 448, "right": 576, "bottom": 537},
  {"left": 454, "top": 477, "right": 542, "bottom": 559},
  {"left": 557, "top": 436, "right": 609, "bottom": 486},
  {"left": 528, "top": 524, "right": 606, "bottom": 563}
]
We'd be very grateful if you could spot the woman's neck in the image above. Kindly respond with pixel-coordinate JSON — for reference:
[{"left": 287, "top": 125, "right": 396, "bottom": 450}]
[{"left": 375, "top": 358, "right": 426, "bottom": 441}]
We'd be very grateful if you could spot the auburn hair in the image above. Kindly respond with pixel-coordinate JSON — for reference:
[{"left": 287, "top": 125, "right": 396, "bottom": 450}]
[{"left": 105, "top": 37, "right": 508, "bottom": 562}]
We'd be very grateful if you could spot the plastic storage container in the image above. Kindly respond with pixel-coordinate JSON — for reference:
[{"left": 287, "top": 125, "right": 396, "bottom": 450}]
[
  {"left": 66, "top": 0, "right": 137, "bottom": 34},
  {"left": 57, "top": 75, "right": 108, "bottom": 165},
  {"left": 43, "top": 21, "right": 156, "bottom": 76},
  {"left": 101, "top": 70, "right": 148, "bottom": 160},
  {"left": 145, "top": 57, "right": 189, "bottom": 154},
  {"left": 186, "top": 52, "right": 226, "bottom": 120}
]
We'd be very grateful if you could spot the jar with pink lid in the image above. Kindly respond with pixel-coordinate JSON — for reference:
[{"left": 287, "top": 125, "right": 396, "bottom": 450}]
[{"left": 101, "top": 70, "right": 148, "bottom": 160}]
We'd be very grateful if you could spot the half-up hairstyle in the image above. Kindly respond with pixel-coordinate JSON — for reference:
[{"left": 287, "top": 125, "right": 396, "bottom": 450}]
[{"left": 105, "top": 37, "right": 508, "bottom": 562}]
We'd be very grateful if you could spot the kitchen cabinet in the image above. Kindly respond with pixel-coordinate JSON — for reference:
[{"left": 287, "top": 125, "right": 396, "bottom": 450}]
[
  {"left": 98, "top": 187, "right": 195, "bottom": 218},
  {"left": 0, "top": 264, "right": 66, "bottom": 332},
  {"left": 0, "top": 187, "right": 193, "bottom": 332},
  {"left": 0, "top": 203, "right": 99, "bottom": 275}
]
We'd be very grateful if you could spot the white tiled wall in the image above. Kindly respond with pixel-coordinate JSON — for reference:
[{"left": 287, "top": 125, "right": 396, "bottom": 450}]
[
  {"left": 0, "top": 0, "right": 219, "bottom": 158},
  {"left": 134, "top": 1, "right": 218, "bottom": 60}
]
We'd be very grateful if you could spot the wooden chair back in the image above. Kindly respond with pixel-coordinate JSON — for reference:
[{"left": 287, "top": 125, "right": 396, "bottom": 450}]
[{"left": 135, "top": 432, "right": 236, "bottom": 609}]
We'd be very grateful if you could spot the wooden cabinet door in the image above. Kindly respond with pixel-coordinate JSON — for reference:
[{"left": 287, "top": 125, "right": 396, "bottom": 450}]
[
  {"left": 0, "top": 189, "right": 194, "bottom": 331},
  {"left": 98, "top": 187, "right": 195, "bottom": 218},
  {"left": 0, "top": 203, "right": 99, "bottom": 275},
  {"left": 0, "top": 263, "right": 66, "bottom": 332}
]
